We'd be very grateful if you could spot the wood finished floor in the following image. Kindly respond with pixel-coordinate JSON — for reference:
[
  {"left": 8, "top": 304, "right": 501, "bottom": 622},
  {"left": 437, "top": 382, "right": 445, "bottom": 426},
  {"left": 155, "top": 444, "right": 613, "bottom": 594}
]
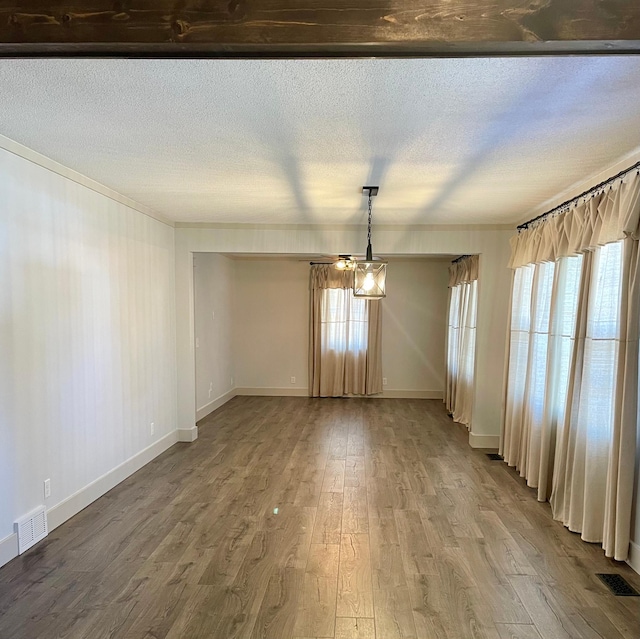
[{"left": 1, "top": 397, "right": 639, "bottom": 639}]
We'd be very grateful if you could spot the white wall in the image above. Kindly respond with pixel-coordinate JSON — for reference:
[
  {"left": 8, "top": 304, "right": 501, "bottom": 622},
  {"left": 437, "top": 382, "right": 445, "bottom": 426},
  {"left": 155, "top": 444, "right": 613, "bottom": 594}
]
[
  {"left": 0, "top": 145, "right": 177, "bottom": 565},
  {"left": 193, "top": 253, "right": 235, "bottom": 418},
  {"left": 233, "top": 260, "right": 309, "bottom": 393},
  {"left": 197, "top": 257, "right": 450, "bottom": 399},
  {"left": 381, "top": 260, "right": 449, "bottom": 394},
  {"left": 175, "top": 225, "right": 512, "bottom": 447},
  {"left": 631, "top": 402, "right": 640, "bottom": 573}
]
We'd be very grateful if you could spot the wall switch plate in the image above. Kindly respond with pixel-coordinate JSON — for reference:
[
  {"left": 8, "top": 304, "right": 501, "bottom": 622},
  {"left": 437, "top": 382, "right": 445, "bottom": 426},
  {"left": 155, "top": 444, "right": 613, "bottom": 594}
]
[
  {"left": 290, "top": 376, "right": 296, "bottom": 384},
  {"left": 383, "top": 377, "right": 388, "bottom": 385},
  {"left": 150, "top": 422, "right": 155, "bottom": 436},
  {"left": 44, "top": 479, "right": 51, "bottom": 499}
]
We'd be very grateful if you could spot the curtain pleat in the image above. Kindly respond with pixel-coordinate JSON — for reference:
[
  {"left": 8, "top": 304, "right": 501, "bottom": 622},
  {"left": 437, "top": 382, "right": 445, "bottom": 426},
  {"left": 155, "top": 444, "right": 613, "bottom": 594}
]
[
  {"left": 603, "top": 238, "right": 639, "bottom": 559},
  {"left": 365, "top": 299, "right": 383, "bottom": 395},
  {"left": 509, "top": 172, "right": 640, "bottom": 269},
  {"left": 503, "top": 169, "right": 640, "bottom": 560},
  {"left": 449, "top": 255, "right": 479, "bottom": 287}
]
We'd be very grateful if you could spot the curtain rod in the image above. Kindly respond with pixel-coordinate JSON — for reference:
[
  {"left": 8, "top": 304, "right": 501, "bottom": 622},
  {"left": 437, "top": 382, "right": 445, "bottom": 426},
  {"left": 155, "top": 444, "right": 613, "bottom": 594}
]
[
  {"left": 451, "top": 255, "right": 472, "bottom": 263},
  {"left": 518, "top": 159, "right": 640, "bottom": 231}
]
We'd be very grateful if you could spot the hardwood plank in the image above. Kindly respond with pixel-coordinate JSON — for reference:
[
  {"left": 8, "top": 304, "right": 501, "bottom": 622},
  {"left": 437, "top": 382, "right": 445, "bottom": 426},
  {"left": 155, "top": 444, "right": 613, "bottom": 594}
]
[
  {"left": 406, "top": 573, "right": 450, "bottom": 639},
  {"left": 345, "top": 456, "right": 366, "bottom": 488},
  {"left": 1, "top": 398, "right": 638, "bottom": 639},
  {"left": 508, "top": 575, "right": 582, "bottom": 639},
  {"left": 366, "top": 476, "right": 394, "bottom": 519},
  {"left": 329, "top": 426, "right": 349, "bottom": 460},
  {"left": 204, "top": 529, "right": 282, "bottom": 639},
  {"left": 337, "top": 534, "right": 374, "bottom": 618},
  {"left": 294, "top": 480, "right": 323, "bottom": 508},
  {"left": 393, "top": 510, "right": 437, "bottom": 576},
  {"left": 343, "top": 486, "right": 369, "bottom": 534},
  {"left": 435, "top": 549, "right": 502, "bottom": 639},
  {"left": 496, "top": 624, "right": 543, "bottom": 639},
  {"left": 293, "top": 543, "right": 340, "bottom": 638},
  {"left": 449, "top": 541, "right": 531, "bottom": 625},
  {"left": 198, "top": 516, "right": 257, "bottom": 585},
  {"left": 415, "top": 495, "right": 460, "bottom": 548},
  {"left": 335, "top": 616, "right": 376, "bottom": 639},
  {"left": 373, "top": 586, "right": 417, "bottom": 639},
  {"left": 164, "top": 586, "right": 233, "bottom": 639},
  {"left": 322, "top": 459, "right": 346, "bottom": 493},
  {"left": 311, "top": 492, "right": 343, "bottom": 545},
  {"left": 347, "top": 429, "right": 365, "bottom": 457},
  {"left": 251, "top": 567, "right": 304, "bottom": 639}
]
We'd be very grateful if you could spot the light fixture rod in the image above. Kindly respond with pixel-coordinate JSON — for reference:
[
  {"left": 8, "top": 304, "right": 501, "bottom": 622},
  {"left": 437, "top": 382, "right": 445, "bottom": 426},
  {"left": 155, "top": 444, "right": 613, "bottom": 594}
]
[{"left": 362, "top": 186, "right": 378, "bottom": 261}]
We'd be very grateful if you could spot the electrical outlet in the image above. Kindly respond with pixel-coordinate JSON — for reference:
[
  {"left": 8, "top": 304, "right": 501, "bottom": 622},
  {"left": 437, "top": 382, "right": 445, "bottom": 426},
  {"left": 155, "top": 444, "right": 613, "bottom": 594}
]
[
  {"left": 44, "top": 479, "right": 51, "bottom": 499},
  {"left": 290, "top": 376, "right": 296, "bottom": 384},
  {"left": 150, "top": 422, "right": 155, "bottom": 436},
  {"left": 209, "top": 382, "right": 213, "bottom": 398},
  {"left": 230, "top": 377, "right": 234, "bottom": 387},
  {"left": 383, "top": 377, "right": 388, "bottom": 385},
  {"left": 212, "top": 311, "right": 215, "bottom": 320}
]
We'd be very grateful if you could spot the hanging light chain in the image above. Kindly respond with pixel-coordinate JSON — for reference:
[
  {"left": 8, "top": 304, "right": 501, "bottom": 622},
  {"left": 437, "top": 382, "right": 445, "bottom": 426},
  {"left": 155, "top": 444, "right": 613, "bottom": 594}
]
[{"left": 367, "top": 192, "right": 372, "bottom": 248}]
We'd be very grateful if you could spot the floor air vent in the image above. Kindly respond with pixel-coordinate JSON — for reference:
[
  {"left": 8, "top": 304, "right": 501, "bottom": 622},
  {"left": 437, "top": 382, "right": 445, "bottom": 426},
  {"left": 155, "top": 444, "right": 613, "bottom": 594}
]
[
  {"left": 486, "top": 453, "right": 503, "bottom": 461},
  {"left": 596, "top": 574, "right": 639, "bottom": 596},
  {"left": 15, "top": 506, "right": 48, "bottom": 554}
]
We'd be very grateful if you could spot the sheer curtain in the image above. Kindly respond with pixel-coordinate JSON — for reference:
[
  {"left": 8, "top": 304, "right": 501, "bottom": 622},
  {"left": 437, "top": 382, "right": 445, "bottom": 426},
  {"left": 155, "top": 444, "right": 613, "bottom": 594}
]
[
  {"left": 445, "top": 256, "right": 479, "bottom": 427},
  {"left": 502, "top": 256, "right": 582, "bottom": 500},
  {"left": 502, "top": 170, "right": 640, "bottom": 560},
  {"left": 309, "top": 265, "right": 383, "bottom": 397}
]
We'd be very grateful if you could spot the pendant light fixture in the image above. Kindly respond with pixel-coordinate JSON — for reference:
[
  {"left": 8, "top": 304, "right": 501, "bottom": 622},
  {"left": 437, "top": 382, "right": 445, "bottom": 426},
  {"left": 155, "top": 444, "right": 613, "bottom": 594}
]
[{"left": 353, "top": 186, "right": 387, "bottom": 299}]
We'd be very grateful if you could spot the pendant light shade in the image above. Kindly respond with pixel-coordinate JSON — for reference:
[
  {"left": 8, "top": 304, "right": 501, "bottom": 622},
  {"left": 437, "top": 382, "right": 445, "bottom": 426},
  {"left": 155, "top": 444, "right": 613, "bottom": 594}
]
[
  {"left": 354, "top": 186, "right": 387, "bottom": 299},
  {"left": 353, "top": 260, "right": 387, "bottom": 298}
]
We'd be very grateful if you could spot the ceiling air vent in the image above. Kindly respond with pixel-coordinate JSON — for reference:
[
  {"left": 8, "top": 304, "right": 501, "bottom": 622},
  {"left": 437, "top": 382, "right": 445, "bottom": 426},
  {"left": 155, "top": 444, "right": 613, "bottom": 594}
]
[{"left": 15, "top": 506, "right": 48, "bottom": 554}]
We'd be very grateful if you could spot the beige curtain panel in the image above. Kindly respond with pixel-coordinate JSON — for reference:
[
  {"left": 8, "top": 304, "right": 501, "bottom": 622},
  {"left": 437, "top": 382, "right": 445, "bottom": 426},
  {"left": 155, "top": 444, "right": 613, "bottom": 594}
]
[
  {"left": 509, "top": 171, "right": 640, "bottom": 268},
  {"left": 445, "top": 256, "right": 479, "bottom": 428},
  {"left": 502, "top": 170, "right": 639, "bottom": 561},
  {"left": 309, "top": 264, "right": 383, "bottom": 397},
  {"left": 448, "top": 254, "right": 479, "bottom": 287}
]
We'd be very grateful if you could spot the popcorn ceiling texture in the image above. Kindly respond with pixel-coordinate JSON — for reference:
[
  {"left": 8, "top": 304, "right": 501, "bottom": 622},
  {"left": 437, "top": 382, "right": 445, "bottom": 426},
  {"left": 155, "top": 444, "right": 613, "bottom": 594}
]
[{"left": 1, "top": 57, "right": 640, "bottom": 225}]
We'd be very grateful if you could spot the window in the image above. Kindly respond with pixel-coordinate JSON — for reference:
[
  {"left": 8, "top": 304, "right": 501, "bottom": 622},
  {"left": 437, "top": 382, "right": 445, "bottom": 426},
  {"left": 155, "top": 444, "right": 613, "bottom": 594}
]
[
  {"left": 503, "top": 256, "right": 582, "bottom": 487},
  {"left": 576, "top": 240, "right": 623, "bottom": 443},
  {"left": 321, "top": 288, "right": 367, "bottom": 352}
]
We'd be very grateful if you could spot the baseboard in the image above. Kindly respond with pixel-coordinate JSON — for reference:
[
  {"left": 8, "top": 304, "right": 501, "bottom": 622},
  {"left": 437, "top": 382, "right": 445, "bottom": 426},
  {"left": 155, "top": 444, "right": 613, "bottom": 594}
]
[
  {"left": 468, "top": 433, "right": 500, "bottom": 449},
  {"left": 233, "top": 388, "right": 444, "bottom": 399},
  {"left": 627, "top": 539, "right": 640, "bottom": 575},
  {"left": 0, "top": 532, "right": 19, "bottom": 569},
  {"left": 47, "top": 430, "right": 179, "bottom": 532},
  {"left": 380, "top": 390, "right": 443, "bottom": 399},
  {"left": 178, "top": 427, "right": 198, "bottom": 442},
  {"left": 235, "top": 387, "right": 309, "bottom": 397},
  {"left": 196, "top": 389, "right": 236, "bottom": 422}
]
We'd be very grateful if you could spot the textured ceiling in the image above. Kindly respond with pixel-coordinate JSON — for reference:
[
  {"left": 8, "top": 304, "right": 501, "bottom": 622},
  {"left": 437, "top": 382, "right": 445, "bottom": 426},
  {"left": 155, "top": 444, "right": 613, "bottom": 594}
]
[{"left": 1, "top": 58, "right": 640, "bottom": 225}]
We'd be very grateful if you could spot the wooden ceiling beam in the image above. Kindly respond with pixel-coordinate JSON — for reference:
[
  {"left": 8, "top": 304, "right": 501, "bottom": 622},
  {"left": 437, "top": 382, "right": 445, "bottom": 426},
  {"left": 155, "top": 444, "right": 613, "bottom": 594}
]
[{"left": 1, "top": 1, "right": 640, "bottom": 57}]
